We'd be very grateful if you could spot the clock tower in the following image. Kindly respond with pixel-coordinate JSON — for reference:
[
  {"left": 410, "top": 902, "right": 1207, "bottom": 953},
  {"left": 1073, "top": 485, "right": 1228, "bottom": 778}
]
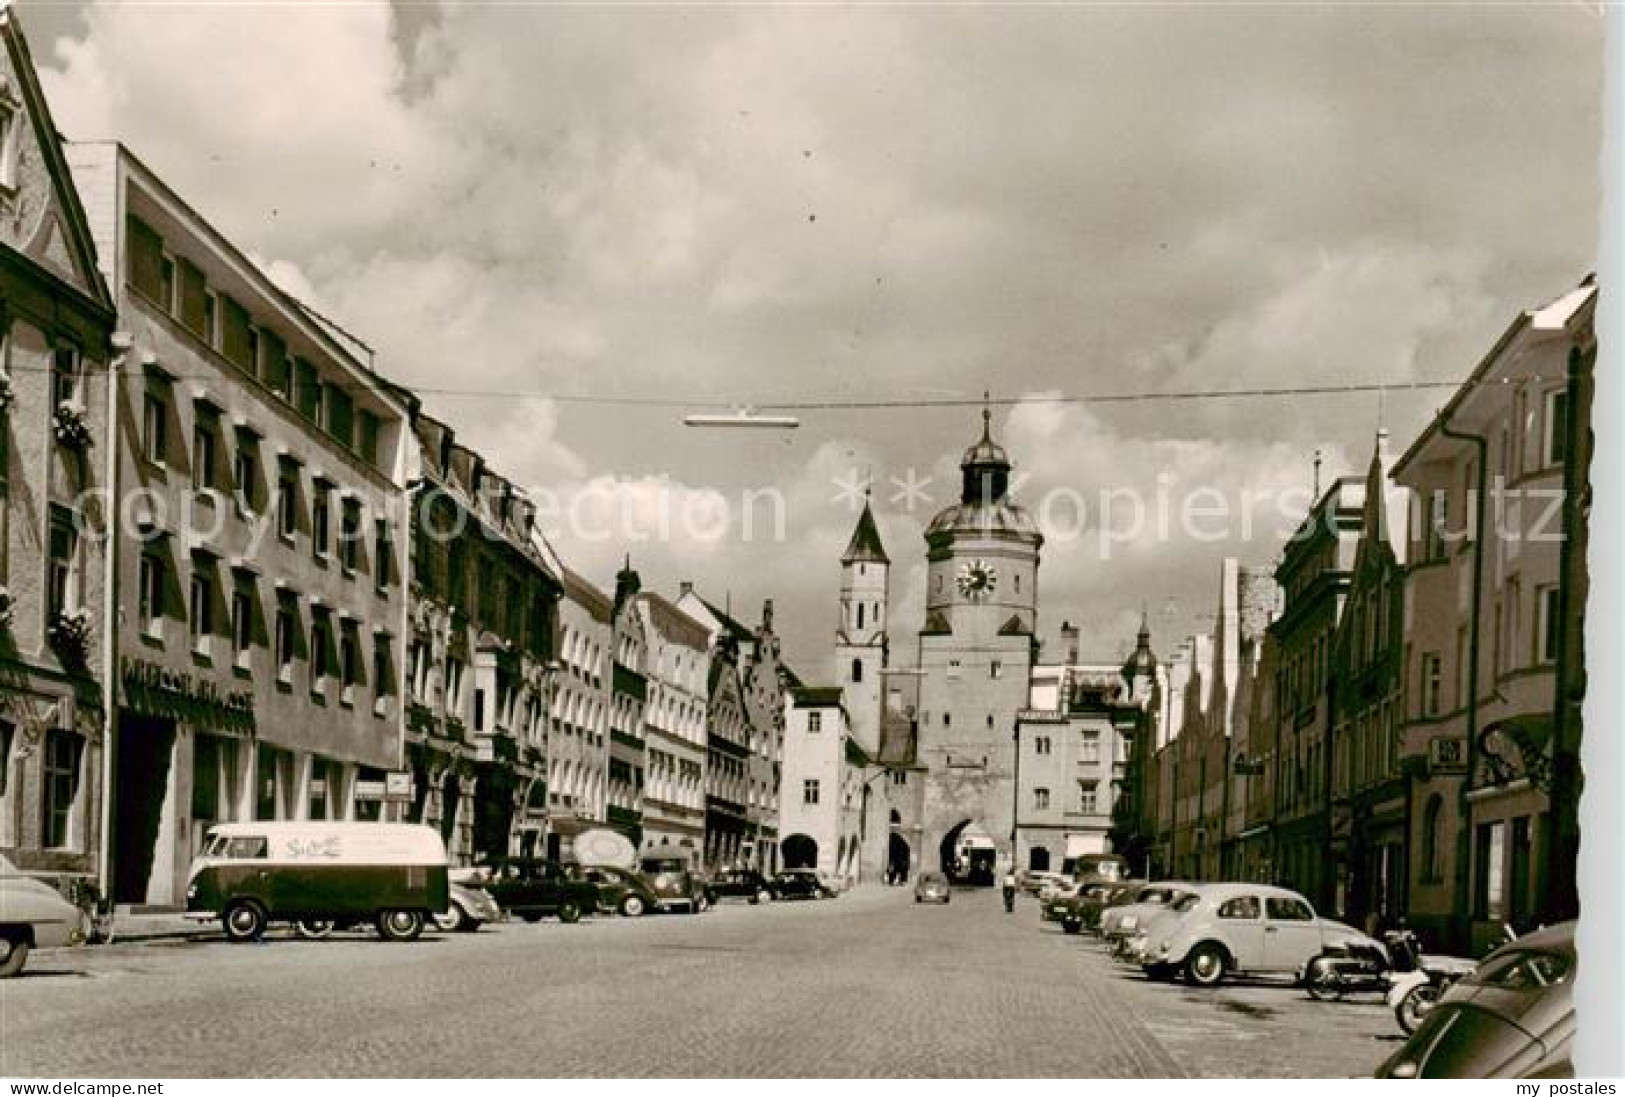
[{"left": 915, "top": 405, "right": 1043, "bottom": 884}]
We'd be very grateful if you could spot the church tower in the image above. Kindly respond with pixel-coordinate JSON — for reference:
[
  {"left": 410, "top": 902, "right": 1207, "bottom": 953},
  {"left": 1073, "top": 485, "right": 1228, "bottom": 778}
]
[
  {"left": 915, "top": 405, "right": 1044, "bottom": 884},
  {"left": 838, "top": 493, "right": 889, "bottom": 755}
]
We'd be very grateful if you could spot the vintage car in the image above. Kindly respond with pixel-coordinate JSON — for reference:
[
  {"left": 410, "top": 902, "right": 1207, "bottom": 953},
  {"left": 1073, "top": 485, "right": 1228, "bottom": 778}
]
[
  {"left": 707, "top": 868, "right": 776, "bottom": 905},
  {"left": 0, "top": 855, "right": 88, "bottom": 977},
  {"left": 1376, "top": 921, "right": 1576, "bottom": 1079},
  {"left": 914, "top": 872, "right": 951, "bottom": 904},
  {"left": 773, "top": 868, "right": 837, "bottom": 900},
  {"left": 478, "top": 857, "right": 600, "bottom": 923},
  {"left": 186, "top": 822, "right": 450, "bottom": 942},
  {"left": 1139, "top": 882, "right": 1380, "bottom": 987},
  {"left": 1101, "top": 882, "right": 1198, "bottom": 950},
  {"left": 1056, "top": 879, "right": 1122, "bottom": 934},
  {"left": 432, "top": 879, "right": 504, "bottom": 933},
  {"left": 570, "top": 864, "right": 665, "bottom": 917},
  {"left": 639, "top": 853, "right": 711, "bottom": 912}
]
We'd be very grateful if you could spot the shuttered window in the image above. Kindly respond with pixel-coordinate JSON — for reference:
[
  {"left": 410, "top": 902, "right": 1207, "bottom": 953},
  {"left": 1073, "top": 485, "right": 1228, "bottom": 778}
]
[
  {"left": 128, "top": 216, "right": 167, "bottom": 303},
  {"left": 220, "top": 295, "right": 255, "bottom": 372},
  {"left": 178, "top": 259, "right": 209, "bottom": 338}
]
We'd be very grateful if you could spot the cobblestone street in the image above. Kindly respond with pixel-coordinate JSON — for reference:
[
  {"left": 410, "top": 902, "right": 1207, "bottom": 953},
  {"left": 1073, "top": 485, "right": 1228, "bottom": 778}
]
[{"left": 0, "top": 888, "right": 1399, "bottom": 1078}]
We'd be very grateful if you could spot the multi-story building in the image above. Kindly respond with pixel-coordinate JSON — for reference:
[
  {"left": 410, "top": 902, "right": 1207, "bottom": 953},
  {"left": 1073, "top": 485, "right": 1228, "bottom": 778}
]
[
  {"left": 676, "top": 586, "right": 789, "bottom": 873},
  {"left": 701, "top": 630, "right": 751, "bottom": 869},
  {"left": 402, "top": 414, "right": 560, "bottom": 865},
  {"left": 1327, "top": 431, "right": 1411, "bottom": 926},
  {"left": 636, "top": 591, "right": 709, "bottom": 862},
  {"left": 1265, "top": 474, "right": 1365, "bottom": 912},
  {"left": 606, "top": 559, "right": 648, "bottom": 847},
  {"left": 1393, "top": 276, "right": 1595, "bottom": 950},
  {"left": 779, "top": 686, "right": 870, "bottom": 881},
  {"left": 67, "top": 142, "right": 414, "bottom": 905},
  {"left": 0, "top": 8, "right": 117, "bottom": 884},
  {"left": 549, "top": 566, "right": 611, "bottom": 853}
]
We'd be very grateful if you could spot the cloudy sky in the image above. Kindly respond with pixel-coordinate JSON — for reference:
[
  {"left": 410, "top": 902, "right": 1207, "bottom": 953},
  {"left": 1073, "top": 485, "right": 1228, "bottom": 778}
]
[{"left": 30, "top": 1, "right": 1602, "bottom": 677}]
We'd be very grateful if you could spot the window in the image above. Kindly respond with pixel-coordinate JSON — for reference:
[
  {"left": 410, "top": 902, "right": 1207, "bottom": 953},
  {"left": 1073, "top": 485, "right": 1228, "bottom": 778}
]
[
  {"left": 1033, "top": 787, "right": 1050, "bottom": 810},
  {"left": 856, "top": 603, "right": 864, "bottom": 630},
  {"left": 234, "top": 440, "right": 258, "bottom": 511},
  {"left": 1426, "top": 489, "right": 1448, "bottom": 561},
  {"left": 1544, "top": 389, "right": 1568, "bottom": 467},
  {"left": 851, "top": 658, "right": 863, "bottom": 683},
  {"left": 127, "top": 216, "right": 167, "bottom": 303},
  {"left": 262, "top": 331, "right": 291, "bottom": 400},
  {"left": 358, "top": 411, "right": 381, "bottom": 467},
  {"left": 408, "top": 639, "right": 429, "bottom": 701},
  {"left": 1080, "top": 732, "right": 1101, "bottom": 763},
  {"left": 138, "top": 554, "right": 164, "bottom": 637},
  {"left": 295, "top": 359, "right": 321, "bottom": 422},
  {"left": 192, "top": 419, "right": 216, "bottom": 490},
  {"left": 803, "top": 779, "right": 820, "bottom": 805},
  {"left": 374, "top": 518, "right": 393, "bottom": 589},
  {"left": 220, "top": 296, "right": 255, "bottom": 372},
  {"left": 1217, "top": 895, "right": 1261, "bottom": 920},
  {"left": 311, "top": 615, "right": 332, "bottom": 693},
  {"left": 1537, "top": 586, "right": 1561, "bottom": 664},
  {"left": 177, "top": 260, "right": 208, "bottom": 339},
  {"left": 312, "top": 486, "right": 330, "bottom": 560},
  {"left": 47, "top": 511, "right": 78, "bottom": 618},
  {"left": 189, "top": 572, "right": 212, "bottom": 652},
  {"left": 445, "top": 657, "right": 465, "bottom": 711},
  {"left": 1077, "top": 780, "right": 1098, "bottom": 814},
  {"left": 1476, "top": 820, "right": 1507, "bottom": 921},
  {"left": 327, "top": 387, "right": 354, "bottom": 450},
  {"left": 339, "top": 500, "right": 361, "bottom": 572},
  {"left": 277, "top": 466, "right": 298, "bottom": 541},
  {"left": 41, "top": 730, "right": 82, "bottom": 849},
  {"left": 1265, "top": 897, "right": 1314, "bottom": 921},
  {"left": 142, "top": 393, "right": 168, "bottom": 465},
  {"left": 808, "top": 711, "right": 822, "bottom": 733},
  {"left": 947, "top": 658, "right": 962, "bottom": 679},
  {"left": 52, "top": 345, "right": 80, "bottom": 407},
  {"left": 373, "top": 636, "right": 392, "bottom": 711},
  {"left": 341, "top": 628, "right": 360, "bottom": 705},
  {"left": 1034, "top": 735, "right": 1051, "bottom": 756},
  {"left": 1422, "top": 653, "right": 1443, "bottom": 717},
  {"left": 231, "top": 587, "right": 253, "bottom": 668},
  {"left": 274, "top": 602, "right": 296, "bottom": 685},
  {"left": 990, "top": 660, "right": 1002, "bottom": 679}
]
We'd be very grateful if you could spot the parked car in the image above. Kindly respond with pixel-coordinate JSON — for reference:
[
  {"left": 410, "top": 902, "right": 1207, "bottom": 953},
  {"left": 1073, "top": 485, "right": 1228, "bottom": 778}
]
[
  {"left": 1062, "top": 853, "right": 1129, "bottom": 883},
  {"left": 1139, "top": 882, "right": 1380, "bottom": 987},
  {"left": 432, "top": 879, "right": 503, "bottom": 933},
  {"left": 773, "top": 869, "right": 836, "bottom": 900},
  {"left": 707, "top": 868, "right": 776, "bottom": 904},
  {"left": 478, "top": 857, "right": 598, "bottom": 923},
  {"left": 1041, "top": 880, "right": 1086, "bottom": 922},
  {"left": 1375, "top": 921, "right": 1575, "bottom": 1079},
  {"left": 1101, "top": 882, "right": 1197, "bottom": 949},
  {"left": 638, "top": 853, "right": 710, "bottom": 913},
  {"left": 0, "top": 855, "right": 88, "bottom": 977},
  {"left": 914, "top": 872, "right": 951, "bottom": 904},
  {"left": 186, "top": 822, "right": 449, "bottom": 943},
  {"left": 1057, "top": 879, "right": 1123, "bottom": 934},
  {"left": 571, "top": 864, "right": 664, "bottom": 917},
  {"left": 1019, "top": 870, "right": 1067, "bottom": 896}
]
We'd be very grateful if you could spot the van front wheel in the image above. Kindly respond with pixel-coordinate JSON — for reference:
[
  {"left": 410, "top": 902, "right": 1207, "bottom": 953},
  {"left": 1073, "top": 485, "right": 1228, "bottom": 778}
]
[
  {"left": 376, "top": 909, "right": 424, "bottom": 942},
  {"left": 222, "top": 901, "right": 267, "bottom": 943}
]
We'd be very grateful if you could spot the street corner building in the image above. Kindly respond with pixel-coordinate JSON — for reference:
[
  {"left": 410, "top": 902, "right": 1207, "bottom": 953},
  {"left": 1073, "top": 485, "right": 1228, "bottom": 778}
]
[
  {"left": 62, "top": 140, "right": 418, "bottom": 907},
  {"left": 0, "top": 5, "right": 118, "bottom": 885}
]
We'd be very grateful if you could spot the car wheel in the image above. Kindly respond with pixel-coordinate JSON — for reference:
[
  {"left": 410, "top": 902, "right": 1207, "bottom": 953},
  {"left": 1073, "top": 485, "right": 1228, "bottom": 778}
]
[
  {"left": 558, "top": 901, "right": 582, "bottom": 925},
  {"left": 295, "top": 918, "right": 336, "bottom": 940},
  {"left": 620, "top": 895, "right": 647, "bottom": 918},
  {"left": 222, "top": 901, "right": 267, "bottom": 943},
  {"left": 755, "top": 888, "right": 773, "bottom": 904},
  {"left": 695, "top": 894, "right": 712, "bottom": 913},
  {"left": 376, "top": 909, "right": 424, "bottom": 942},
  {"left": 432, "top": 905, "right": 470, "bottom": 934},
  {"left": 1395, "top": 984, "right": 1441, "bottom": 1034},
  {"left": 1184, "top": 943, "right": 1228, "bottom": 987},
  {"left": 0, "top": 934, "right": 29, "bottom": 978}
]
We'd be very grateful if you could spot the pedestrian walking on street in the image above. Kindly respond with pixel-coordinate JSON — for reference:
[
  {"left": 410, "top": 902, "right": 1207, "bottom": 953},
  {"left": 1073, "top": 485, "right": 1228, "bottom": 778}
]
[{"left": 1002, "top": 869, "right": 1017, "bottom": 913}]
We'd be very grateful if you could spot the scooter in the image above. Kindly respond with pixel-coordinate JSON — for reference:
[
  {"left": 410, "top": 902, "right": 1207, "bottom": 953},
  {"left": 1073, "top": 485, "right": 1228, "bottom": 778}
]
[
  {"left": 1304, "top": 930, "right": 1416, "bottom": 1002},
  {"left": 1384, "top": 926, "right": 1510, "bottom": 1034}
]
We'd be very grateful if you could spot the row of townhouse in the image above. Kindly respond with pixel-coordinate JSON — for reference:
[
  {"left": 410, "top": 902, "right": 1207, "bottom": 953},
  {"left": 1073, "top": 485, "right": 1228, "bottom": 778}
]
[
  {"left": 1129, "top": 275, "right": 1597, "bottom": 953},
  {"left": 0, "top": 7, "right": 795, "bottom": 902}
]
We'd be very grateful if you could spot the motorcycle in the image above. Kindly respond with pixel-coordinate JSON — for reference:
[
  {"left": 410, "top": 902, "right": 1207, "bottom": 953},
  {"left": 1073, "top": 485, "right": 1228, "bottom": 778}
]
[
  {"left": 1304, "top": 931, "right": 1411, "bottom": 1002},
  {"left": 1384, "top": 926, "right": 1510, "bottom": 1034}
]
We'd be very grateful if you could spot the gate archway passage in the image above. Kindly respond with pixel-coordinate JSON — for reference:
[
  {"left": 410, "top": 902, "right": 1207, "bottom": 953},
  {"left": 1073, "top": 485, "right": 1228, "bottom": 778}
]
[
  {"left": 781, "top": 833, "right": 818, "bottom": 870},
  {"left": 939, "top": 819, "right": 997, "bottom": 886}
]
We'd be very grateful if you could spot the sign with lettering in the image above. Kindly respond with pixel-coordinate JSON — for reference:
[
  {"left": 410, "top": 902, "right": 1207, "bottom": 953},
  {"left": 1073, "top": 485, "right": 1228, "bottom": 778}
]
[
  {"left": 1428, "top": 737, "right": 1468, "bottom": 774},
  {"left": 384, "top": 770, "right": 414, "bottom": 802},
  {"left": 354, "top": 780, "right": 388, "bottom": 802},
  {"left": 120, "top": 657, "right": 256, "bottom": 735}
]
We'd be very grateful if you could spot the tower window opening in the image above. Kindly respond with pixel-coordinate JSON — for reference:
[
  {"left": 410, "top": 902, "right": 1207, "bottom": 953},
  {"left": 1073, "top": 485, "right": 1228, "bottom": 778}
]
[
  {"left": 857, "top": 603, "right": 865, "bottom": 629},
  {"left": 851, "top": 658, "right": 864, "bottom": 684}
]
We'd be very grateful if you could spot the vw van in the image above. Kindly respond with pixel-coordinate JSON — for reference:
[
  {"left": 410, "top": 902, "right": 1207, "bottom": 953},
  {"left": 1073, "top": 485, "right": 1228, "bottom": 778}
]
[{"left": 186, "top": 822, "right": 449, "bottom": 943}]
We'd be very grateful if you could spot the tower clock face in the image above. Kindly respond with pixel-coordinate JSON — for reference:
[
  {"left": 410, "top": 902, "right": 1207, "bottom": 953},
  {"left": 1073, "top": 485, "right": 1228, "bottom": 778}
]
[{"left": 956, "top": 559, "right": 998, "bottom": 599}]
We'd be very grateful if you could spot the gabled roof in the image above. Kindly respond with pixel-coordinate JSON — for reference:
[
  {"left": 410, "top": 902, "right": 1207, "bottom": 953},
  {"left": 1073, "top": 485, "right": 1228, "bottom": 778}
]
[
  {"left": 791, "top": 686, "right": 844, "bottom": 708},
  {"left": 561, "top": 567, "right": 613, "bottom": 624},
  {"left": 842, "top": 500, "right": 890, "bottom": 565},
  {"left": 0, "top": 7, "right": 115, "bottom": 319},
  {"left": 699, "top": 596, "right": 754, "bottom": 642}
]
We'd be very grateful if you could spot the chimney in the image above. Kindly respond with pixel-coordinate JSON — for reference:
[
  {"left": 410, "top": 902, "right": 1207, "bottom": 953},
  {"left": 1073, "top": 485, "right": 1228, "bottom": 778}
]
[
  {"left": 761, "top": 598, "right": 774, "bottom": 633},
  {"left": 1061, "top": 620, "right": 1080, "bottom": 666},
  {"left": 679, "top": 581, "right": 694, "bottom": 599}
]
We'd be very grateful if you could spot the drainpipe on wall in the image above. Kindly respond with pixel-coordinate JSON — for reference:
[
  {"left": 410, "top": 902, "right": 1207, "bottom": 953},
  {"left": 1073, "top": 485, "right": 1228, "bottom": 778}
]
[
  {"left": 1439, "top": 419, "right": 1487, "bottom": 950},
  {"left": 97, "top": 332, "right": 133, "bottom": 899}
]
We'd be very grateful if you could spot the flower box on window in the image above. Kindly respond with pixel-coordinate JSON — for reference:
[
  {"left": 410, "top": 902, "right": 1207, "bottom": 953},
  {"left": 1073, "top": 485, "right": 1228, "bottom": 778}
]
[
  {"left": 47, "top": 607, "right": 94, "bottom": 666},
  {"left": 52, "top": 400, "right": 94, "bottom": 450}
]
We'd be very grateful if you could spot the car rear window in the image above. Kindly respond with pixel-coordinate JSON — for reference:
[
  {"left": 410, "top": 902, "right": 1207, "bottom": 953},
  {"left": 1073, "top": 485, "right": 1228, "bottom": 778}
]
[
  {"left": 1470, "top": 949, "right": 1572, "bottom": 990},
  {"left": 1217, "top": 896, "right": 1261, "bottom": 919},
  {"left": 1265, "top": 897, "right": 1315, "bottom": 921},
  {"left": 1405, "top": 1006, "right": 1532, "bottom": 1078}
]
